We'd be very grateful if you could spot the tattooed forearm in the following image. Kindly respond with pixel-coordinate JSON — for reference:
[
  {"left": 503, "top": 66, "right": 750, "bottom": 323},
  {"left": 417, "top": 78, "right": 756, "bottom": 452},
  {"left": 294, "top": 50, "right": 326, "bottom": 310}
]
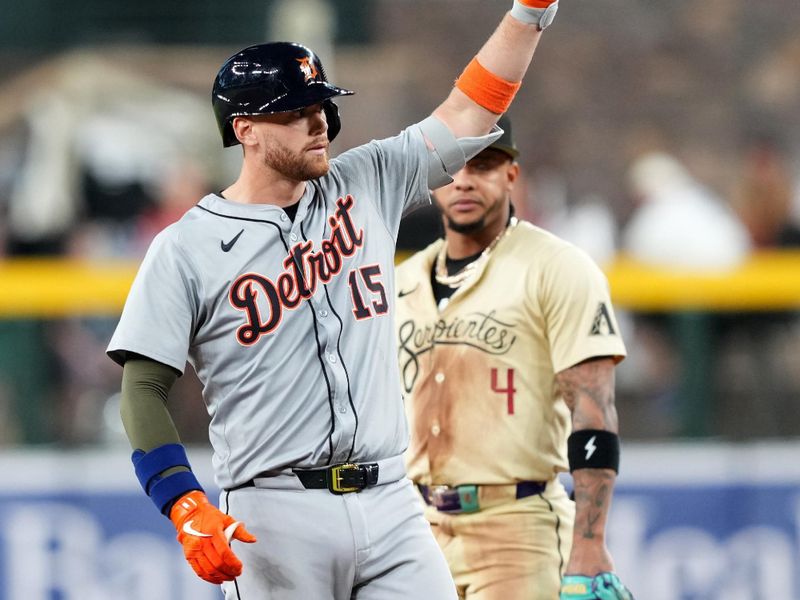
[
  {"left": 556, "top": 356, "right": 618, "bottom": 431},
  {"left": 572, "top": 470, "right": 614, "bottom": 539},
  {"left": 559, "top": 358, "right": 622, "bottom": 573}
]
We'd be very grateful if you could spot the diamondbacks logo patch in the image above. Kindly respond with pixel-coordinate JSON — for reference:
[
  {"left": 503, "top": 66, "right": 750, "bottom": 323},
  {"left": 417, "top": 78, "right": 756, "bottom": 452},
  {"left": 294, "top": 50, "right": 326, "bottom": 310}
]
[{"left": 590, "top": 302, "right": 616, "bottom": 336}]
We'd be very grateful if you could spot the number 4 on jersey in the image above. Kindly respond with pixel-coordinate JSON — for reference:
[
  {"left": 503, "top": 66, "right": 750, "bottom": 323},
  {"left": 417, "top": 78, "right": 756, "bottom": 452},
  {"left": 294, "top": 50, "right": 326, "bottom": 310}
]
[
  {"left": 348, "top": 265, "right": 388, "bottom": 319},
  {"left": 491, "top": 368, "right": 516, "bottom": 415}
]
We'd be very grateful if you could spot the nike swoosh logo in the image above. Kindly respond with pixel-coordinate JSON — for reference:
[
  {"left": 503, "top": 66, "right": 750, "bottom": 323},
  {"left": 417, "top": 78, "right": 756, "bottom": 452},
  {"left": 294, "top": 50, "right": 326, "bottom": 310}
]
[
  {"left": 398, "top": 284, "right": 419, "bottom": 298},
  {"left": 182, "top": 520, "right": 212, "bottom": 538},
  {"left": 220, "top": 229, "right": 244, "bottom": 252},
  {"left": 224, "top": 521, "right": 242, "bottom": 543}
]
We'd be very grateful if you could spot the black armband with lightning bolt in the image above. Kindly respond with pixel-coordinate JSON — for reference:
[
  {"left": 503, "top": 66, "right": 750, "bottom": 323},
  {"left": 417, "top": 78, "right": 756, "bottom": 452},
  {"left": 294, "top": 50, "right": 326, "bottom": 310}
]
[{"left": 567, "top": 429, "right": 620, "bottom": 473}]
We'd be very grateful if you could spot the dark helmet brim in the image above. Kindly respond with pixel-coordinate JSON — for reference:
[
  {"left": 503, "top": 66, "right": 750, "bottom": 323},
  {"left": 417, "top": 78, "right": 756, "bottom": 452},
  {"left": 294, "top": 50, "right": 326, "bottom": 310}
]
[{"left": 216, "top": 80, "right": 353, "bottom": 116}]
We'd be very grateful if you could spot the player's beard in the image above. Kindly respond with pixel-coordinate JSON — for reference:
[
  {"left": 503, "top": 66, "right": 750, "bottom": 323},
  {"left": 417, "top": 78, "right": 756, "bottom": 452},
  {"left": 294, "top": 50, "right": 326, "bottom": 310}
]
[
  {"left": 263, "top": 139, "right": 330, "bottom": 181},
  {"left": 443, "top": 194, "right": 508, "bottom": 235},
  {"left": 445, "top": 214, "right": 486, "bottom": 235}
]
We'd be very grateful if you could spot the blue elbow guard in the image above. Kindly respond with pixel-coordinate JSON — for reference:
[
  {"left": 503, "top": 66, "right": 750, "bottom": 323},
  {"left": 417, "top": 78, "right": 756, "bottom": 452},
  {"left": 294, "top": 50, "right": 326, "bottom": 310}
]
[{"left": 132, "top": 443, "right": 203, "bottom": 515}]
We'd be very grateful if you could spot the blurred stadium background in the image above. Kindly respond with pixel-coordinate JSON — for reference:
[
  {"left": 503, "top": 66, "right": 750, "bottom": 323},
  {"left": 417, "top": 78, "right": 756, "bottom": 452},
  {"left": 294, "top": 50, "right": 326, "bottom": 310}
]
[{"left": 0, "top": 1, "right": 799, "bottom": 598}]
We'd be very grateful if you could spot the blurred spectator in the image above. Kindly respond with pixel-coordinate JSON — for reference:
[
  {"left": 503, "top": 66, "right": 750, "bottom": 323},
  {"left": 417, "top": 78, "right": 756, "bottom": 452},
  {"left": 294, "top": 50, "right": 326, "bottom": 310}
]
[
  {"left": 47, "top": 160, "right": 212, "bottom": 446},
  {"left": 514, "top": 163, "right": 618, "bottom": 266},
  {"left": 732, "top": 133, "right": 800, "bottom": 248},
  {"left": 132, "top": 160, "right": 211, "bottom": 257},
  {"left": 617, "top": 151, "right": 753, "bottom": 438},
  {"left": 6, "top": 92, "right": 80, "bottom": 255},
  {"left": 49, "top": 318, "right": 122, "bottom": 445},
  {"left": 64, "top": 159, "right": 211, "bottom": 260},
  {"left": 717, "top": 133, "right": 800, "bottom": 437},
  {"left": 621, "top": 151, "right": 752, "bottom": 271},
  {"left": 0, "top": 49, "right": 224, "bottom": 258},
  {"left": 540, "top": 191, "right": 618, "bottom": 267}
]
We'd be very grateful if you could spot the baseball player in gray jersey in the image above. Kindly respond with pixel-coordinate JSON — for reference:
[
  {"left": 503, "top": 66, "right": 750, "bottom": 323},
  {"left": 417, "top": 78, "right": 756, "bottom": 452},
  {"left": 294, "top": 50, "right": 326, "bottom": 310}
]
[{"left": 107, "top": 2, "right": 559, "bottom": 597}]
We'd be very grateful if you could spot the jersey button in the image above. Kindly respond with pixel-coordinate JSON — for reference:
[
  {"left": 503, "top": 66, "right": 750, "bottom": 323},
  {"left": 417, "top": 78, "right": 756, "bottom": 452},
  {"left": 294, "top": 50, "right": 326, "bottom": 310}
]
[
  {"left": 290, "top": 233, "right": 298, "bottom": 241},
  {"left": 337, "top": 404, "right": 347, "bottom": 414},
  {"left": 431, "top": 423, "right": 441, "bottom": 436},
  {"left": 328, "top": 354, "right": 337, "bottom": 364},
  {"left": 319, "top": 309, "right": 328, "bottom": 318},
  {"left": 280, "top": 213, "right": 288, "bottom": 222},
  {"left": 434, "top": 372, "right": 445, "bottom": 384}
]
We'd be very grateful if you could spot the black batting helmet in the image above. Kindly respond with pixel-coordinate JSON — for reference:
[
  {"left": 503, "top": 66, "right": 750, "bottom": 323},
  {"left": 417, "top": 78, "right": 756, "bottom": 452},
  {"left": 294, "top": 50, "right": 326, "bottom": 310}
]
[{"left": 212, "top": 42, "right": 355, "bottom": 147}]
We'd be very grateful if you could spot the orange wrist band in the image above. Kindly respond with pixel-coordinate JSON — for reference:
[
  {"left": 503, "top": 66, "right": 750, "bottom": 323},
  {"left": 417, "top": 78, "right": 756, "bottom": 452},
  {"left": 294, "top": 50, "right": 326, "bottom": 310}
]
[
  {"left": 455, "top": 58, "right": 521, "bottom": 115},
  {"left": 518, "top": 0, "right": 555, "bottom": 7}
]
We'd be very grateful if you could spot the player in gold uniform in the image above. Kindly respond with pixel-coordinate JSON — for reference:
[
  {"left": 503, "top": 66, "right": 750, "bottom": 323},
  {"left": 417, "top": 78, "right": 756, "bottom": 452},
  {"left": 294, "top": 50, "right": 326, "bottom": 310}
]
[{"left": 395, "top": 115, "right": 634, "bottom": 600}]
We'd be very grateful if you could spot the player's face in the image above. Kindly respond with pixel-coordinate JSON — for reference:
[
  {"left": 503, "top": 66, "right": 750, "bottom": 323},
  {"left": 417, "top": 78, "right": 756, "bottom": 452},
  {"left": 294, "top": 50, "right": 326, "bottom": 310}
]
[
  {"left": 433, "top": 149, "right": 519, "bottom": 235},
  {"left": 241, "top": 103, "right": 331, "bottom": 181}
]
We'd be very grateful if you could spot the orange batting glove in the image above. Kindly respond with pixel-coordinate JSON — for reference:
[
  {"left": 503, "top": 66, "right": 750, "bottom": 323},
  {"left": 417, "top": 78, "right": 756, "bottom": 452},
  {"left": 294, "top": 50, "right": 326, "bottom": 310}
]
[{"left": 169, "top": 490, "right": 257, "bottom": 584}]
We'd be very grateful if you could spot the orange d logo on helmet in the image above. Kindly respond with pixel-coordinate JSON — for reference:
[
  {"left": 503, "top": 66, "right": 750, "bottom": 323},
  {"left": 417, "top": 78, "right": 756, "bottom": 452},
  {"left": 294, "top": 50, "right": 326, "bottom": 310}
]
[{"left": 296, "top": 57, "right": 319, "bottom": 82}]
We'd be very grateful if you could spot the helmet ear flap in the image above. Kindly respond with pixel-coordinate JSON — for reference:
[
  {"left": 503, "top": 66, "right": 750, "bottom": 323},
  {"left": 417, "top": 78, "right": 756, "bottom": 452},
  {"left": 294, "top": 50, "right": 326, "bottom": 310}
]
[
  {"left": 222, "top": 120, "right": 239, "bottom": 148},
  {"left": 323, "top": 100, "right": 342, "bottom": 142}
]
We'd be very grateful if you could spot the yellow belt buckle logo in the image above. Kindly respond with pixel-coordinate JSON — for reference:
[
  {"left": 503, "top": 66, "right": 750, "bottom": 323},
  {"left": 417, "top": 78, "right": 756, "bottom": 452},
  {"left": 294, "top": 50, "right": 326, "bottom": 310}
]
[{"left": 330, "top": 463, "right": 361, "bottom": 493}]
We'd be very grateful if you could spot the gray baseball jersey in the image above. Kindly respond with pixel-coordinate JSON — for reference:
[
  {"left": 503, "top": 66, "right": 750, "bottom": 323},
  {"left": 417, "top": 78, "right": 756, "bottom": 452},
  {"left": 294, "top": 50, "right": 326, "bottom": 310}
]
[{"left": 107, "top": 120, "right": 500, "bottom": 491}]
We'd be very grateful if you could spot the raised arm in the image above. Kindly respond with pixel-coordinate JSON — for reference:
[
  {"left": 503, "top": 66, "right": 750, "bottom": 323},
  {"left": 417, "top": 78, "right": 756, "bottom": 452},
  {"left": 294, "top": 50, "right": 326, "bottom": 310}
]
[
  {"left": 432, "top": 0, "right": 557, "bottom": 139},
  {"left": 556, "top": 357, "right": 635, "bottom": 599}
]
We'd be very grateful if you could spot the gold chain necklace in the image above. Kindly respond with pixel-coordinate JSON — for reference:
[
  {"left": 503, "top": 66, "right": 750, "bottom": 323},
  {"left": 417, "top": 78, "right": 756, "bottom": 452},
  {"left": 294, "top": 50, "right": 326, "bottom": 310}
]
[{"left": 435, "top": 217, "right": 518, "bottom": 289}]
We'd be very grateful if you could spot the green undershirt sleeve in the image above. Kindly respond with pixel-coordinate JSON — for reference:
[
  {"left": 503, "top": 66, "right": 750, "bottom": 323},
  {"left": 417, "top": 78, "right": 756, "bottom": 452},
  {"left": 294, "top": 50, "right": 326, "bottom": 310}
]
[{"left": 120, "top": 357, "right": 182, "bottom": 452}]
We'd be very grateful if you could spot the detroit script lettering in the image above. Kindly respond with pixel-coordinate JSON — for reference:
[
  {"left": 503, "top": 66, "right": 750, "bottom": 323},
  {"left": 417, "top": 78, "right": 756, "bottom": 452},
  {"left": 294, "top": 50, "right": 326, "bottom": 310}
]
[{"left": 229, "top": 195, "right": 363, "bottom": 345}]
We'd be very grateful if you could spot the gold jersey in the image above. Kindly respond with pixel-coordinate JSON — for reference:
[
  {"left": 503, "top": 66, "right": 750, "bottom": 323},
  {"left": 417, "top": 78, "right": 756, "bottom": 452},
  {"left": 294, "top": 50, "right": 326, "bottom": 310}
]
[{"left": 395, "top": 220, "right": 626, "bottom": 486}]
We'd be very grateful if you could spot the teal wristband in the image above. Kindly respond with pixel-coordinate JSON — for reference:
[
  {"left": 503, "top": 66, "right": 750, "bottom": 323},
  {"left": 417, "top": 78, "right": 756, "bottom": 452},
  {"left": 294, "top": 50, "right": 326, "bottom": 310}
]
[
  {"left": 560, "top": 575, "right": 596, "bottom": 600},
  {"left": 560, "top": 573, "right": 635, "bottom": 600}
]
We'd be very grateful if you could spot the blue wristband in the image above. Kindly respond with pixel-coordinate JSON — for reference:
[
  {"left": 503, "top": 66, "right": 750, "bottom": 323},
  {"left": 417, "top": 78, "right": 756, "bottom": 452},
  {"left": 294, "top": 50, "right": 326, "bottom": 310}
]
[
  {"left": 150, "top": 471, "right": 203, "bottom": 515},
  {"left": 133, "top": 443, "right": 191, "bottom": 493},
  {"left": 132, "top": 444, "right": 203, "bottom": 515}
]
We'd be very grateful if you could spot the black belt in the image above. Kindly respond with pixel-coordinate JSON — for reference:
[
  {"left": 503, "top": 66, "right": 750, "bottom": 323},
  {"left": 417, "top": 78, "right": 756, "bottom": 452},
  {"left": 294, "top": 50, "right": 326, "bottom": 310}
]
[
  {"left": 233, "top": 462, "right": 380, "bottom": 494},
  {"left": 418, "top": 481, "right": 547, "bottom": 513}
]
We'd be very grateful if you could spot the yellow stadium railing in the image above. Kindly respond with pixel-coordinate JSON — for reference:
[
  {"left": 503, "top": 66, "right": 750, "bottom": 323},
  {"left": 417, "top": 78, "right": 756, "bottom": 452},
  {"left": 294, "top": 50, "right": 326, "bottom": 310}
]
[
  {"left": 0, "top": 258, "right": 139, "bottom": 318},
  {"left": 2, "top": 251, "right": 799, "bottom": 318},
  {"left": 1, "top": 251, "right": 799, "bottom": 438},
  {"left": 606, "top": 251, "right": 800, "bottom": 312}
]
